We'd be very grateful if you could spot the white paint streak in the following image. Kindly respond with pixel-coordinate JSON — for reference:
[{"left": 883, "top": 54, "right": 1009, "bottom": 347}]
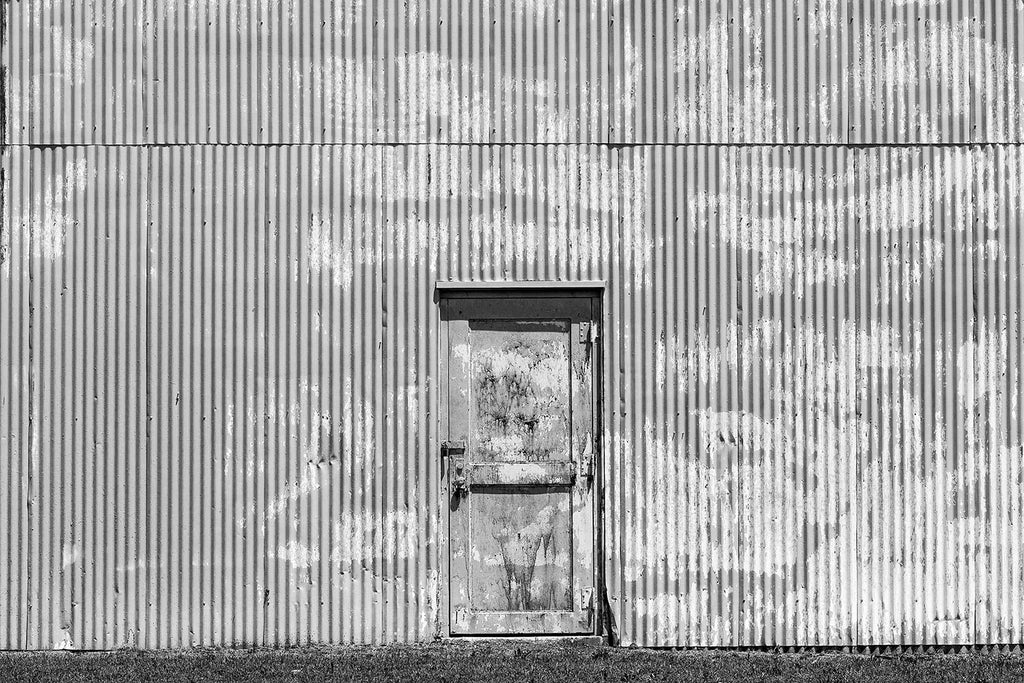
[
  {"left": 307, "top": 211, "right": 371, "bottom": 290},
  {"left": 61, "top": 543, "right": 81, "bottom": 569},
  {"left": 274, "top": 541, "right": 321, "bottom": 569},
  {"left": 230, "top": 378, "right": 375, "bottom": 530},
  {"left": 849, "top": 18, "right": 1019, "bottom": 141},
  {"left": 21, "top": 158, "right": 90, "bottom": 262},
  {"left": 330, "top": 509, "right": 420, "bottom": 569},
  {"left": 673, "top": 9, "right": 785, "bottom": 142},
  {"left": 295, "top": 56, "right": 377, "bottom": 140},
  {"left": 514, "top": 0, "right": 557, "bottom": 19},
  {"left": 957, "top": 321, "right": 1008, "bottom": 410},
  {"left": 264, "top": 462, "right": 323, "bottom": 525},
  {"left": 49, "top": 26, "right": 95, "bottom": 87}
]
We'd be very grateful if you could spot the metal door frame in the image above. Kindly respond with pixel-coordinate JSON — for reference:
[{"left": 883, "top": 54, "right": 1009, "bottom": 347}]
[{"left": 435, "top": 282, "right": 604, "bottom": 639}]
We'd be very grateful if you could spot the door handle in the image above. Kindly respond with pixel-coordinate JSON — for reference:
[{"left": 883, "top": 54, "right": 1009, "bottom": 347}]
[{"left": 442, "top": 440, "right": 468, "bottom": 496}]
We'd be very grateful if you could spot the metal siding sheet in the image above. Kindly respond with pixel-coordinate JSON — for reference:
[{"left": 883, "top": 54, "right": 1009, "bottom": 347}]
[
  {"left": 603, "top": 144, "right": 1024, "bottom": 647},
  {"left": 2, "top": 146, "right": 386, "bottom": 648},
  {"left": 725, "top": 146, "right": 857, "bottom": 647},
  {"left": 969, "top": 144, "right": 1023, "bottom": 645},
  {"left": 2, "top": 143, "right": 1023, "bottom": 649},
  {"left": 625, "top": 0, "right": 1024, "bottom": 144},
  {"left": 10, "top": 2, "right": 1022, "bottom": 144},
  {"left": 0, "top": 147, "right": 28, "bottom": 650},
  {"left": 847, "top": 1, "right": 1024, "bottom": 144},
  {"left": 2, "top": 143, "right": 1024, "bottom": 648},
  {"left": 5, "top": 0, "right": 146, "bottom": 144},
  {"left": 612, "top": 1, "right": 1024, "bottom": 144},
  {"left": 6, "top": 0, "right": 616, "bottom": 144},
  {"left": 5, "top": 0, "right": 383, "bottom": 144}
]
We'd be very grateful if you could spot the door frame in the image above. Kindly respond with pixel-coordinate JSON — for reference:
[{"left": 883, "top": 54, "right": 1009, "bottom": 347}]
[{"left": 435, "top": 282, "right": 605, "bottom": 639}]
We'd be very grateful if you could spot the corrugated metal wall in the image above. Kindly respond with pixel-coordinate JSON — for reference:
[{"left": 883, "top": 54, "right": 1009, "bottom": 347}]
[
  {"left": 9, "top": 1, "right": 1023, "bottom": 146},
  {"left": 2, "top": 1, "right": 1023, "bottom": 649},
  {"left": 612, "top": 145, "right": 1023, "bottom": 647}
]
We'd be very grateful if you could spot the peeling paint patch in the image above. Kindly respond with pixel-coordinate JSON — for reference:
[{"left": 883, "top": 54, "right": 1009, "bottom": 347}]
[
  {"left": 273, "top": 541, "right": 320, "bottom": 569},
  {"left": 264, "top": 463, "right": 324, "bottom": 526},
  {"left": 232, "top": 377, "right": 376, "bottom": 531},
  {"left": 20, "top": 158, "right": 90, "bottom": 262},
  {"left": 307, "top": 212, "right": 370, "bottom": 290},
  {"left": 958, "top": 321, "right": 1009, "bottom": 409},
  {"left": 847, "top": 17, "right": 1021, "bottom": 141},
  {"left": 51, "top": 632, "right": 74, "bottom": 651},
  {"left": 329, "top": 511, "right": 374, "bottom": 569},
  {"left": 673, "top": 8, "right": 784, "bottom": 142},
  {"left": 295, "top": 57, "right": 377, "bottom": 140},
  {"left": 49, "top": 26, "right": 95, "bottom": 87},
  {"left": 329, "top": 509, "right": 420, "bottom": 569},
  {"left": 0, "top": 224, "right": 10, "bottom": 279},
  {"left": 61, "top": 542, "right": 81, "bottom": 569},
  {"left": 514, "top": 0, "right": 558, "bottom": 19},
  {"left": 384, "top": 51, "right": 601, "bottom": 142},
  {"left": 115, "top": 559, "right": 153, "bottom": 574}
]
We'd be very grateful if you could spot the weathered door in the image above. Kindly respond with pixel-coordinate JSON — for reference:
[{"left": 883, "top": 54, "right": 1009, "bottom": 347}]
[{"left": 441, "top": 293, "right": 598, "bottom": 635}]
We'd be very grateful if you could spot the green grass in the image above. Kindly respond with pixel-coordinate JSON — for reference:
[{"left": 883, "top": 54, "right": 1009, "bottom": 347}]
[{"left": 2, "top": 642, "right": 1023, "bottom": 682}]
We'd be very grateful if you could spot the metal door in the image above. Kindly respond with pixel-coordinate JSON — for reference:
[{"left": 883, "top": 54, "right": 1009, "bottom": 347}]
[{"left": 440, "top": 293, "right": 598, "bottom": 635}]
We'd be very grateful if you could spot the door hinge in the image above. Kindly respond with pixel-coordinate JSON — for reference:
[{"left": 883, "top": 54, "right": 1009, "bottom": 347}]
[{"left": 580, "top": 321, "right": 597, "bottom": 344}]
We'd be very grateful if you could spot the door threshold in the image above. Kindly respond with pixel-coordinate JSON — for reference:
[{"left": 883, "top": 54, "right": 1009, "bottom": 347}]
[{"left": 447, "top": 635, "right": 605, "bottom": 645}]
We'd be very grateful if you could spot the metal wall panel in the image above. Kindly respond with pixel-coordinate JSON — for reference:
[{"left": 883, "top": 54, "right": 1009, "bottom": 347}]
[
  {"left": 5, "top": 0, "right": 147, "bottom": 144},
  {"left": 4, "top": 0, "right": 613, "bottom": 144},
  {"left": 2, "top": 143, "right": 1022, "bottom": 648},
  {"left": 607, "top": 146, "right": 861, "bottom": 646},
  {"left": 7, "top": 2, "right": 1023, "bottom": 144},
  {"left": 847, "top": 1, "right": 1024, "bottom": 144},
  {"left": 612, "top": 1, "right": 1024, "bottom": 144},
  {"left": 3, "top": 146, "right": 386, "bottom": 649},
  {"left": 611, "top": 145, "right": 1022, "bottom": 647},
  {"left": 3, "top": 0, "right": 382, "bottom": 144},
  {"left": 0, "top": 147, "right": 29, "bottom": 650}
]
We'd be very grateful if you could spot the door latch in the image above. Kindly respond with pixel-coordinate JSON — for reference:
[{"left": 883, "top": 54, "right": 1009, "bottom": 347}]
[
  {"left": 442, "top": 440, "right": 468, "bottom": 496},
  {"left": 580, "top": 321, "right": 596, "bottom": 344}
]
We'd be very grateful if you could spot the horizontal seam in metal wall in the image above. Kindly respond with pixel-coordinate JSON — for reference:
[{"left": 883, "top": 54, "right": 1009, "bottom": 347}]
[{"left": 9, "top": 142, "right": 1024, "bottom": 149}]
